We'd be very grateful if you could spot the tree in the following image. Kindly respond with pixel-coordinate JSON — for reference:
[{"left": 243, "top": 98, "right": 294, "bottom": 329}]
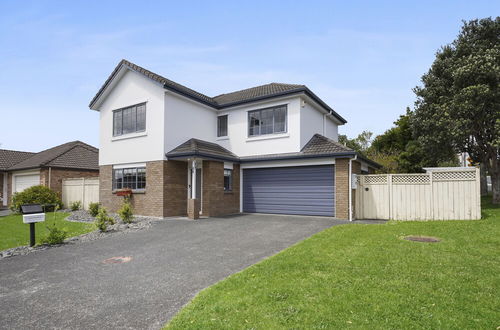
[
  {"left": 338, "top": 130, "right": 373, "bottom": 154},
  {"left": 367, "top": 109, "right": 457, "bottom": 173},
  {"left": 413, "top": 17, "right": 500, "bottom": 203}
]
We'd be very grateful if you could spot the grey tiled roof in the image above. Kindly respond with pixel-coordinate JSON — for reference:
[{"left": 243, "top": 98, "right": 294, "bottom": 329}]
[
  {"left": 166, "top": 138, "right": 239, "bottom": 162},
  {"left": 302, "top": 134, "right": 353, "bottom": 154},
  {"left": 213, "top": 83, "right": 305, "bottom": 106},
  {"left": 89, "top": 60, "right": 347, "bottom": 124},
  {"left": 0, "top": 150, "right": 36, "bottom": 171},
  {"left": 8, "top": 141, "right": 99, "bottom": 171}
]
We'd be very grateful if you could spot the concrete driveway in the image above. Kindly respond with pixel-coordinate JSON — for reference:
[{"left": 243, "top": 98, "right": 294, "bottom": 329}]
[{"left": 0, "top": 214, "right": 354, "bottom": 329}]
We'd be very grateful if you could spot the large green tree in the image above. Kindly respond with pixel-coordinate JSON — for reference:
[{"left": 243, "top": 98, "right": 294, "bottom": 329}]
[{"left": 413, "top": 17, "right": 500, "bottom": 203}]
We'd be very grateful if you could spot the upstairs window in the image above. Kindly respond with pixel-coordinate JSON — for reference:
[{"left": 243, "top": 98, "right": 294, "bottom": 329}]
[
  {"left": 248, "top": 105, "right": 287, "bottom": 137},
  {"left": 217, "top": 115, "right": 228, "bottom": 137},
  {"left": 113, "top": 103, "right": 146, "bottom": 136},
  {"left": 224, "top": 169, "right": 232, "bottom": 191},
  {"left": 113, "top": 167, "right": 146, "bottom": 190}
]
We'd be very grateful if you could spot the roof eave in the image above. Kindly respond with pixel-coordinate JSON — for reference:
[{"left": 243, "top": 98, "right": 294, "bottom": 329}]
[
  {"left": 240, "top": 151, "right": 357, "bottom": 163},
  {"left": 166, "top": 151, "right": 240, "bottom": 163}
]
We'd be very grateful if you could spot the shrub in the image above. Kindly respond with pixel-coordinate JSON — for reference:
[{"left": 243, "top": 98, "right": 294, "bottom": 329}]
[
  {"left": 70, "top": 200, "right": 82, "bottom": 211},
  {"left": 41, "top": 225, "right": 67, "bottom": 245},
  {"left": 95, "top": 207, "right": 115, "bottom": 232},
  {"left": 10, "top": 185, "right": 62, "bottom": 213},
  {"left": 88, "top": 202, "right": 100, "bottom": 217},
  {"left": 41, "top": 206, "right": 67, "bottom": 245},
  {"left": 118, "top": 202, "right": 134, "bottom": 223}
]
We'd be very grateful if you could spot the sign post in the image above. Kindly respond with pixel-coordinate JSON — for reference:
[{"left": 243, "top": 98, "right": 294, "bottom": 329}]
[{"left": 20, "top": 204, "right": 45, "bottom": 247}]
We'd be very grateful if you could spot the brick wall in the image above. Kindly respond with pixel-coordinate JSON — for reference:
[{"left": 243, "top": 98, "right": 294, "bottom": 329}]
[
  {"left": 100, "top": 160, "right": 187, "bottom": 218},
  {"left": 164, "top": 160, "right": 188, "bottom": 217},
  {"left": 201, "top": 160, "right": 240, "bottom": 217},
  {"left": 335, "top": 158, "right": 361, "bottom": 220}
]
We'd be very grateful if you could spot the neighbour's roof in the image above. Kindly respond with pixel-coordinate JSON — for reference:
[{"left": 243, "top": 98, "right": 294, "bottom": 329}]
[
  {"left": 166, "top": 138, "right": 239, "bottom": 162},
  {"left": 166, "top": 134, "right": 381, "bottom": 168},
  {"left": 7, "top": 141, "right": 99, "bottom": 171},
  {"left": 0, "top": 149, "right": 36, "bottom": 171},
  {"left": 89, "top": 59, "right": 347, "bottom": 124}
]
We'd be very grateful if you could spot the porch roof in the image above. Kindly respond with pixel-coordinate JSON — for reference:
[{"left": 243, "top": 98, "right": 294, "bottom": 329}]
[{"left": 166, "top": 138, "right": 239, "bottom": 162}]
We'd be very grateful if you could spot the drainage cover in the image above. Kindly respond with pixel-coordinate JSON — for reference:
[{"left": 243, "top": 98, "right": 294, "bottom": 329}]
[
  {"left": 103, "top": 256, "right": 132, "bottom": 264},
  {"left": 404, "top": 236, "right": 440, "bottom": 243}
]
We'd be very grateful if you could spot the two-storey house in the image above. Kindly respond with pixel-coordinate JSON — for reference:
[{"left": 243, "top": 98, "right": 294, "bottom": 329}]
[{"left": 90, "top": 60, "right": 379, "bottom": 220}]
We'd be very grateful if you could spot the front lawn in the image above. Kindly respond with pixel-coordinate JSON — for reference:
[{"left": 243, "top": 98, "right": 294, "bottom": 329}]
[
  {"left": 166, "top": 197, "right": 499, "bottom": 329},
  {"left": 0, "top": 212, "right": 94, "bottom": 251}
]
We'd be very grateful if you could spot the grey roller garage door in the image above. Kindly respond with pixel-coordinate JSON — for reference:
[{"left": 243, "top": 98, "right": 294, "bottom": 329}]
[{"left": 243, "top": 165, "right": 335, "bottom": 216}]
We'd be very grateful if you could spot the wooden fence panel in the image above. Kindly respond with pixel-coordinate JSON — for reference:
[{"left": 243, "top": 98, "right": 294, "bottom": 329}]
[
  {"left": 62, "top": 178, "right": 99, "bottom": 210},
  {"left": 356, "top": 168, "right": 480, "bottom": 220}
]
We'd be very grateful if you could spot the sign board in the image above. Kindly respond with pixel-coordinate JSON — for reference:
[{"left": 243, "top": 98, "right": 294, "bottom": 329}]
[{"left": 23, "top": 213, "right": 45, "bottom": 224}]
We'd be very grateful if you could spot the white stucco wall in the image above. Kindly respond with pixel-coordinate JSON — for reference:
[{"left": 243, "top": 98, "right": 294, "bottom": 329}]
[
  {"left": 300, "top": 100, "right": 339, "bottom": 148},
  {"left": 97, "top": 69, "right": 166, "bottom": 165},
  {"left": 164, "top": 92, "right": 217, "bottom": 153},
  {"left": 216, "top": 97, "right": 302, "bottom": 157}
]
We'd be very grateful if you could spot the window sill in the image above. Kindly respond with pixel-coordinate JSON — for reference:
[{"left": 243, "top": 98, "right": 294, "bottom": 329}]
[
  {"left": 216, "top": 136, "right": 229, "bottom": 141},
  {"left": 246, "top": 133, "right": 289, "bottom": 142},
  {"left": 224, "top": 190, "right": 234, "bottom": 194},
  {"left": 112, "top": 132, "right": 147, "bottom": 142},
  {"left": 112, "top": 189, "right": 146, "bottom": 194}
]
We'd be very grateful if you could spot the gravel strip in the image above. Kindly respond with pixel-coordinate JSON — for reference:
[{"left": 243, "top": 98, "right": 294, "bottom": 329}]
[{"left": 0, "top": 210, "right": 163, "bottom": 260}]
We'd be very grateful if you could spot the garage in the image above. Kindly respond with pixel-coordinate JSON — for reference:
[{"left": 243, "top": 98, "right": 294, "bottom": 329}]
[
  {"left": 242, "top": 165, "right": 335, "bottom": 216},
  {"left": 13, "top": 173, "right": 40, "bottom": 193}
]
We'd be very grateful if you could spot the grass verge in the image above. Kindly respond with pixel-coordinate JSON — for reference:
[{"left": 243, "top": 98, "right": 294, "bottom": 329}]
[
  {"left": 0, "top": 212, "right": 94, "bottom": 250},
  {"left": 166, "top": 197, "right": 499, "bottom": 329}
]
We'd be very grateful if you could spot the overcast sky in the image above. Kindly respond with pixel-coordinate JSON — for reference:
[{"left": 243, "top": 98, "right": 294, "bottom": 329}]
[{"left": 0, "top": 0, "right": 498, "bottom": 151}]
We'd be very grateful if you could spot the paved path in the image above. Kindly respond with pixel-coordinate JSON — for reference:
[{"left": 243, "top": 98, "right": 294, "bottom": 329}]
[{"left": 0, "top": 214, "right": 375, "bottom": 329}]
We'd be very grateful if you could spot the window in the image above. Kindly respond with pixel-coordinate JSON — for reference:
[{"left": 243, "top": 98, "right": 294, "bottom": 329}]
[
  {"left": 224, "top": 169, "right": 232, "bottom": 191},
  {"left": 113, "top": 167, "right": 146, "bottom": 190},
  {"left": 217, "top": 115, "right": 228, "bottom": 137},
  {"left": 113, "top": 103, "right": 146, "bottom": 136},
  {"left": 248, "top": 105, "right": 287, "bottom": 137}
]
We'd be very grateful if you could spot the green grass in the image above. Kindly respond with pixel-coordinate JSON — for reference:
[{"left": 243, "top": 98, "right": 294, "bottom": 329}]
[
  {"left": 166, "top": 197, "right": 499, "bottom": 329},
  {"left": 0, "top": 212, "right": 94, "bottom": 250}
]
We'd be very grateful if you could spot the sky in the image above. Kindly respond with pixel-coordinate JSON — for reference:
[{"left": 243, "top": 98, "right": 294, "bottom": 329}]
[{"left": 0, "top": 0, "right": 498, "bottom": 152}]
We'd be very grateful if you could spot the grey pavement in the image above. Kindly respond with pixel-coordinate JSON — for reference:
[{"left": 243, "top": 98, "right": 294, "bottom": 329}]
[
  {"left": 0, "top": 214, "right": 379, "bottom": 330},
  {"left": 0, "top": 209, "right": 11, "bottom": 217}
]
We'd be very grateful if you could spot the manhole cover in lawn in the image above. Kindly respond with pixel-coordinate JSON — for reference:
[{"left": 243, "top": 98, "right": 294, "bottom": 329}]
[
  {"left": 103, "top": 256, "right": 132, "bottom": 264},
  {"left": 404, "top": 236, "right": 440, "bottom": 243}
]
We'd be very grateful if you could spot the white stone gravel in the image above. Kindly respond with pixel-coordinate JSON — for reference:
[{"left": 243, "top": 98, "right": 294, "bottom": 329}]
[{"left": 0, "top": 210, "right": 163, "bottom": 260}]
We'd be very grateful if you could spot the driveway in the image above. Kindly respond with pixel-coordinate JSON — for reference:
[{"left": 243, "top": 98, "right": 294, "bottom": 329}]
[{"left": 0, "top": 214, "right": 363, "bottom": 329}]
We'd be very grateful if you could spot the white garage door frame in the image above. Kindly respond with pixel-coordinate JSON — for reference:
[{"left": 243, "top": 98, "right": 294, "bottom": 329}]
[
  {"left": 12, "top": 169, "right": 41, "bottom": 193},
  {"left": 240, "top": 158, "right": 336, "bottom": 214}
]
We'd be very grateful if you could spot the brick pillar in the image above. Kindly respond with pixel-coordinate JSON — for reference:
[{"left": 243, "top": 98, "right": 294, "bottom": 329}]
[
  {"left": 335, "top": 158, "right": 350, "bottom": 219},
  {"left": 202, "top": 160, "right": 224, "bottom": 216},
  {"left": 187, "top": 198, "right": 200, "bottom": 219},
  {"left": 335, "top": 158, "right": 361, "bottom": 220}
]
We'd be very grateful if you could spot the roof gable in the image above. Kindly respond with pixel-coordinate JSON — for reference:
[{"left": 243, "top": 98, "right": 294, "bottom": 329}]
[{"left": 90, "top": 60, "right": 347, "bottom": 123}]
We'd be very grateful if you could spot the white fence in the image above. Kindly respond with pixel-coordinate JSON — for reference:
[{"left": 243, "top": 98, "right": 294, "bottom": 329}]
[
  {"left": 355, "top": 168, "right": 481, "bottom": 220},
  {"left": 62, "top": 178, "right": 99, "bottom": 210}
]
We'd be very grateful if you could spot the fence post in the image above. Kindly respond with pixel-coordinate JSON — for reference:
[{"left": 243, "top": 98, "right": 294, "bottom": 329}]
[
  {"left": 388, "top": 174, "right": 392, "bottom": 220},
  {"left": 429, "top": 171, "right": 434, "bottom": 220},
  {"left": 475, "top": 167, "right": 481, "bottom": 219},
  {"left": 81, "top": 177, "right": 86, "bottom": 210}
]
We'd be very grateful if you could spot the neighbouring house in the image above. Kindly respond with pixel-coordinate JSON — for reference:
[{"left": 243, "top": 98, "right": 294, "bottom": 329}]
[
  {"left": 0, "top": 141, "right": 99, "bottom": 208},
  {"left": 90, "top": 59, "right": 379, "bottom": 220}
]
